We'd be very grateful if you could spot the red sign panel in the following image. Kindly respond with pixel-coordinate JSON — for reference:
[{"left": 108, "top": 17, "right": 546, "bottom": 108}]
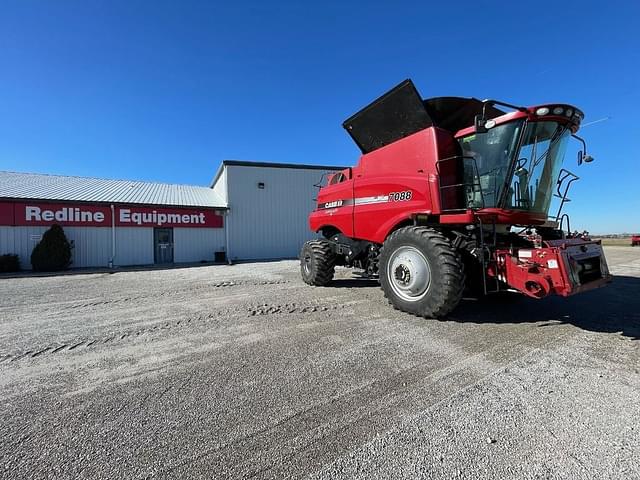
[
  {"left": 0, "top": 202, "right": 13, "bottom": 225},
  {"left": 0, "top": 202, "right": 223, "bottom": 228},
  {"left": 116, "top": 206, "right": 222, "bottom": 228}
]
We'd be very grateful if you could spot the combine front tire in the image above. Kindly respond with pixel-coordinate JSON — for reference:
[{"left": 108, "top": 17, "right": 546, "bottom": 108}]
[
  {"left": 300, "top": 240, "right": 336, "bottom": 286},
  {"left": 379, "top": 227, "right": 465, "bottom": 318}
]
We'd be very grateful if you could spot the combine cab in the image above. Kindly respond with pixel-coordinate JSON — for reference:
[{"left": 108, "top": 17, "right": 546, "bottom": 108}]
[{"left": 300, "top": 79, "right": 612, "bottom": 318}]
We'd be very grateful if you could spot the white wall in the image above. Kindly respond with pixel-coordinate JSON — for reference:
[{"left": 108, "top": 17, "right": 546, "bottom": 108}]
[
  {"left": 114, "top": 227, "right": 154, "bottom": 266},
  {"left": 1, "top": 226, "right": 49, "bottom": 270},
  {"left": 66, "top": 226, "right": 112, "bottom": 267},
  {"left": 1, "top": 223, "right": 226, "bottom": 269},
  {"left": 225, "top": 165, "right": 339, "bottom": 261},
  {"left": 0, "top": 226, "right": 112, "bottom": 269},
  {"left": 174, "top": 227, "right": 225, "bottom": 263},
  {"left": 1, "top": 226, "right": 152, "bottom": 269},
  {"left": 212, "top": 167, "right": 228, "bottom": 204}
]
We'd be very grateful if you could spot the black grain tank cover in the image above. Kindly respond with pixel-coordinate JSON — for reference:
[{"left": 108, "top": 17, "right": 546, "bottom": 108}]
[
  {"left": 342, "top": 79, "right": 506, "bottom": 153},
  {"left": 342, "top": 79, "right": 433, "bottom": 154},
  {"left": 423, "top": 97, "right": 505, "bottom": 133}
]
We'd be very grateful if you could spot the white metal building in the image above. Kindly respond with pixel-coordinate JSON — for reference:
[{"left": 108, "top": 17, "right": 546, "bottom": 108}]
[
  {"left": 0, "top": 161, "right": 342, "bottom": 269},
  {"left": 211, "top": 161, "right": 343, "bottom": 261}
]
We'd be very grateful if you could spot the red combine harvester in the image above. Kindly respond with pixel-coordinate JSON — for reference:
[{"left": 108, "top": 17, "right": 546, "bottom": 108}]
[
  {"left": 632, "top": 235, "right": 640, "bottom": 246},
  {"left": 300, "top": 80, "right": 612, "bottom": 318}
]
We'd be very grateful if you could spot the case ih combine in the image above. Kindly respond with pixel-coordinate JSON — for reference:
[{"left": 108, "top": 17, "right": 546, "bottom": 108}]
[{"left": 300, "top": 80, "right": 612, "bottom": 318}]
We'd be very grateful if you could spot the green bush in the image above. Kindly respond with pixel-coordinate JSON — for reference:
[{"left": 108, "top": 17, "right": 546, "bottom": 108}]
[
  {"left": 0, "top": 254, "right": 20, "bottom": 273},
  {"left": 30, "top": 224, "right": 72, "bottom": 271}
]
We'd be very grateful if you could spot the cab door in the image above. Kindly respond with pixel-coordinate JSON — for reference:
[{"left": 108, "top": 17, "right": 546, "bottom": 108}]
[
  {"left": 314, "top": 169, "right": 354, "bottom": 237},
  {"left": 352, "top": 173, "right": 395, "bottom": 240}
]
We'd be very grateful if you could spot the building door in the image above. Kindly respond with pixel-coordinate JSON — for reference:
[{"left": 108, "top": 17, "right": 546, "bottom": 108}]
[{"left": 154, "top": 228, "right": 174, "bottom": 264}]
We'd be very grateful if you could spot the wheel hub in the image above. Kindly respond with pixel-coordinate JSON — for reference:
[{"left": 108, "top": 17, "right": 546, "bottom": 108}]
[
  {"left": 394, "top": 265, "right": 411, "bottom": 284},
  {"left": 387, "top": 246, "right": 431, "bottom": 301},
  {"left": 303, "top": 253, "right": 312, "bottom": 274}
]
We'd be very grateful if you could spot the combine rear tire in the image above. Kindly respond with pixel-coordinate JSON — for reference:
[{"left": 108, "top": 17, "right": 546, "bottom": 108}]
[
  {"left": 379, "top": 226, "right": 465, "bottom": 318},
  {"left": 300, "top": 239, "right": 336, "bottom": 286}
]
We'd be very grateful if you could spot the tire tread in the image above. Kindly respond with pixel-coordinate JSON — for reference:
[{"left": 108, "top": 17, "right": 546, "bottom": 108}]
[
  {"left": 300, "top": 239, "right": 336, "bottom": 286},
  {"left": 379, "top": 226, "right": 465, "bottom": 318}
]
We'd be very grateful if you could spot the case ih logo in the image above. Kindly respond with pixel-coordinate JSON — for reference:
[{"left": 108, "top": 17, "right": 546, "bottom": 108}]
[{"left": 0, "top": 202, "right": 223, "bottom": 228}]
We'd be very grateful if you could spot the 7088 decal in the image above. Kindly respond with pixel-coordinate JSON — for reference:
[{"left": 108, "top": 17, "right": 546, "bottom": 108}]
[{"left": 388, "top": 190, "right": 412, "bottom": 202}]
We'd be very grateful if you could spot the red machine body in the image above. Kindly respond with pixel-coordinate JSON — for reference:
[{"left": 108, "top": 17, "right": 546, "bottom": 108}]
[
  {"left": 311, "top": 107, "right": 576, "bottom": 242},
  {"left": 303, "top": 80, "right": 610, "bottom": 311},
  {"left": 632, "top": 234, "right": 640, "bottom": 246}
]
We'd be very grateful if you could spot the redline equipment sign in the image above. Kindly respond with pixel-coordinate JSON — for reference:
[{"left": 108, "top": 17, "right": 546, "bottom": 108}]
[{"left": 0, "top": 202, "right": 223, "bottom": 228}]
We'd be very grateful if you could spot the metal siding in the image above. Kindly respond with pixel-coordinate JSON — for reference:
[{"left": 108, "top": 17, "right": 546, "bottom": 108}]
[
  {"left": 0, "top": 226, "right": 49, "bottom": 270},
  {"left": 63, "top": 227, "right": 112, "bottom": 268},
  {"left": 114, "top": 228, "right": 154, "bottom": 266},
  {"left": 0, "top": 225, "right": 225, "bottom": 269},
  {"left": 1, "top": 226, "right": 112, "bottom": 269},
  {"left": 173, "top": 228, "right": 226, "bottom": 263},
  {"left": 226, "top": 166, "right": 337, "bottom": 260},
  {"left": 211, "top": 168, "right": 228, "bottom": 204}
]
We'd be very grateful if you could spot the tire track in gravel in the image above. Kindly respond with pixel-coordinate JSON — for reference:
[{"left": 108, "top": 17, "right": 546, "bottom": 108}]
[
  {"left": 0, "top": 300, "right": 351, "bottom": 366},
  {"left": 64, "top": 280, "right": 290, "bottom": 310},
  {"left": 247, "top": 302, "right": 347, "bottom": 316},
  {"left": 0, "top": 279, "right": 290, "bottom": 310}
]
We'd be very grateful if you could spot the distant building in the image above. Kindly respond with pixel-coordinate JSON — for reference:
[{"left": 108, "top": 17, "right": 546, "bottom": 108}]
[{"left": 0, "top": 161, "right": 342, "bottom": 269}]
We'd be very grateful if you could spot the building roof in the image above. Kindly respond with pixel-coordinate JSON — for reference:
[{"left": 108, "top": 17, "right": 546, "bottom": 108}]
[
  {"left": 210, "top": 160, "right": 345, "bottom": 188},
  {"left": 0, "top": 171, "right": 226, "bottom": 208}
]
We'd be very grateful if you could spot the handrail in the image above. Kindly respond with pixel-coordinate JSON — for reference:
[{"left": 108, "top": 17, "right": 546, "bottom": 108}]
[
  {"left": 558, "top": 213, "right": 571, "bottom": 234},
  {"left": 554, "top": 168, "right": 580, "bottom": 223}
]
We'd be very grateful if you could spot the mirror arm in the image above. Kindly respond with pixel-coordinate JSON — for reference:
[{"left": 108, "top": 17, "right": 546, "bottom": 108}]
[
  {"left": 474, "top": 115, "right": 487, "bottom": 133},
  {"left": 572, "top": 134, "right": 592, "bottom": 165},
  {"left": 481, "top": 99, "right": 528, "bottom": 117},
  {"left": 572, "top": 134, "right": 587, "bottom": 154},
  {"left": 476, "top": 100, "right": 527, "bottom": 134}
]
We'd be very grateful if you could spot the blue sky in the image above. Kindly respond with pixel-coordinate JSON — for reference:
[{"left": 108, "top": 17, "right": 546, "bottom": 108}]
[{"left": 1, "top": 1, "right": 638, "bottom": 233}]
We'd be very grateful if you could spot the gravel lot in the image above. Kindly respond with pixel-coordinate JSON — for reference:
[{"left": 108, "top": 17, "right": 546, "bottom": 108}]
[{"left": 1, "top": 246, "right": 639, "bottom": 479}]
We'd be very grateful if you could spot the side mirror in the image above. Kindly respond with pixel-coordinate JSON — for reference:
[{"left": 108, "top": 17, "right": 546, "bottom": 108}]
[
  {"left": 474, "top": 115, "right": 487, "bottom": 134},
  {"left": 577, "top": 151, "right": 595, "bottom": 165},
  {"left": 573, "top": 134, "right": 593, "bottom": 166}
]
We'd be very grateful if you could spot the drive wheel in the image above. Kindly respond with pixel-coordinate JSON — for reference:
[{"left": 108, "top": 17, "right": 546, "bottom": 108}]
[
  {"left": 300, "top": 239, "right": 336, "bottom": 286},
  {"left": 379, "top": 226, "right": 464, "bottom": 318}
]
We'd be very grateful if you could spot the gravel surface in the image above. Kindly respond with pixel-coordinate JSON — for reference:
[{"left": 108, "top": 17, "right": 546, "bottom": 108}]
[{"left": 0, "top": 246, "right": 638, "bottom": 479}]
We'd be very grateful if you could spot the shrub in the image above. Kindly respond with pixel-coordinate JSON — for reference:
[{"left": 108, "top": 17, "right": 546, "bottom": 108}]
[
  {"left": 30, "top": 224, "right": 72, "bottom": 271},
  {"left": 0, "top": 254, "right": 20, "bottom": 273}
]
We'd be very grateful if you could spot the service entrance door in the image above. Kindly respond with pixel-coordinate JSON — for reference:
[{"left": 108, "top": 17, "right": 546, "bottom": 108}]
[{"left": 154, "top": 228, "right": 174, "bottom": 264}]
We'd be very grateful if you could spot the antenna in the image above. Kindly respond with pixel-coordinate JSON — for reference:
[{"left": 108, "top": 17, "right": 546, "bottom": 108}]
[{"left": 581, "top": 116, "right": 611, "bottom": 127}]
